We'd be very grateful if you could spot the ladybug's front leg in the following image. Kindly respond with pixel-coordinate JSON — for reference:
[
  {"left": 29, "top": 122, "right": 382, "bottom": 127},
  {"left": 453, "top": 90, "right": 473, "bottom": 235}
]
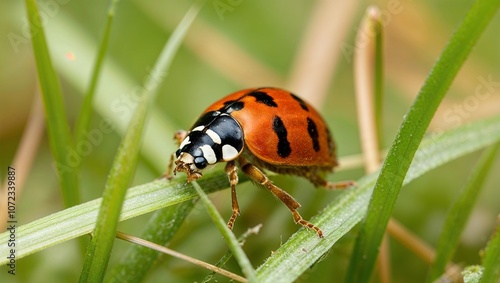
[
  {"left": 225, "top": 161, "right": 240, "bottom": 230},
  {"left": 162, "top": 130, "right": 188, "bottom": 179},
  {"left": 240, "top": 160, "right": 324, "bottom": 238}
]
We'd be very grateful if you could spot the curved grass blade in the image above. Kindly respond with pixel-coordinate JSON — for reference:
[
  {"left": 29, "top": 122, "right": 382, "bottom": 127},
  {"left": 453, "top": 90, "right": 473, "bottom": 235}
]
[
  {"left": 345, "top": 1, "right": 500, "bottom": 281},
  {"left": 0, "top": 116, "right": 498, "bottom": 280},
  {"left": 0, "top": 170, "right": 231, "bottom": 264},
  {"left": 25, "top": 0, "right": 79, "bottom": 207},
  {"left": 78, "top": 67, "right": 151, "bottom": 283},
  {"left": 78, "top": 1, "right": 206, "bottom": 282},
  {"left": 429, "top": 142, "right": 500, "bottom": 281}
]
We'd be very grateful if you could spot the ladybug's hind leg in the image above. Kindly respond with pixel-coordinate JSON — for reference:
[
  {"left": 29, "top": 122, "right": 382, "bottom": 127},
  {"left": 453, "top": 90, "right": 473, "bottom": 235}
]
[
  {"left": 306, "top": 171, "right": 356, "bottom": 190},
  {"left": 162, "top": 130, "right": 188, "bottom": 179},
  {"left": 240, "top": 159, "right": 324, "bottom": 238},
  {"left": 323, "top": 180, "right": 356, "bottom": 190}
]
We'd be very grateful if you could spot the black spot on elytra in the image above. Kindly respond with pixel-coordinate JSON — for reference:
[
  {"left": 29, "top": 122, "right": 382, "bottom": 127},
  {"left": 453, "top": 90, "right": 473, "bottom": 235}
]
[
  {"left": 326, "top": 127, "right": 335, "bottom": 156},
  {"left": 290, "top": 93, "right": 309, "bottom": 111},
  {"left": 248, "top": 91, "right": 278, "bottom": 107},
  {"left": 272, "top": 116, "right": 291, "bottom": 158},
  {"left": 307, "top": 118, "right": 320, "bottom": 152},
  {"left": 219, "top": 100, "right": 244, "bottom": 113}
]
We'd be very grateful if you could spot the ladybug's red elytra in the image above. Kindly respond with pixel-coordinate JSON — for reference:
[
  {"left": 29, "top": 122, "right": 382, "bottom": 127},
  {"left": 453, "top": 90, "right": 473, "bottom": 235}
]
[{"left": 166, "top": 87, "right": 354, "bottom": 238}]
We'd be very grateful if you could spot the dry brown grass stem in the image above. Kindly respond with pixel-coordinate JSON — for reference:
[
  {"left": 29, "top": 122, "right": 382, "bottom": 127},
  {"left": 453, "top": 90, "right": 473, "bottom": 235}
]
[
  {"left": 287, "top": 0, "right": 359, "bottom": 108},
  {"left": 116, "top": 231, "right": 248, "bottom": 283},
  {"left": 0, "top": 92, "right": 44, "bottom": 230},
  {"left": 139, "top": 2, "right": 284, "bottom": 88},
  {"left": 354, "top": 6, "right": 390, "bottom": 283},
  {"left": 353, "top": 7, "right": 460, "bottom": 280}
]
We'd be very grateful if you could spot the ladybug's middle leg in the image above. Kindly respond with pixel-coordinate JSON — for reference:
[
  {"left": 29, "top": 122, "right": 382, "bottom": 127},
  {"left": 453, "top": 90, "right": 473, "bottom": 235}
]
[
  {"left": 225, "top": 161, "right": 240, "bottom": 230},
  {"left": 162, "top": 130, "right": 188, "bottom": 179},
  {"left": 240, "top": 161, "right": 324, "bottom": 238}
]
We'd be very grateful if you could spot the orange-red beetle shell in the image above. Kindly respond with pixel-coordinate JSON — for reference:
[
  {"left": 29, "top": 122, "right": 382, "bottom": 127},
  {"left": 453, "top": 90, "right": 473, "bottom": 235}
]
[{"left": 201, "top": 87, "right": 337, "bottom": 169}]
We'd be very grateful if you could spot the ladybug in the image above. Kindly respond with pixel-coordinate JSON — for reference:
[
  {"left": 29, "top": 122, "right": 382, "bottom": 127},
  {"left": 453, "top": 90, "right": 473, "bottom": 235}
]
[{"left": 167, "top": 87, "right": 354, "bottom": 238}]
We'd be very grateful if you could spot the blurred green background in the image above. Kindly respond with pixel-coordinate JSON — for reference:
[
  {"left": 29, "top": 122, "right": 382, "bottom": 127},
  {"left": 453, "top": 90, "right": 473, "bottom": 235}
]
[{"left": 0, "top": 0, "right": 499, "bottom": 282}]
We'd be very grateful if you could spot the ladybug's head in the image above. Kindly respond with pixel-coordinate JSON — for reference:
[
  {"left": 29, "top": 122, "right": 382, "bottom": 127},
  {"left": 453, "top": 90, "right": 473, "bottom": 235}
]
[
  {"left": 174, "top": 152, "right": 205, "bottom": 182},
  {"left": 174, "top": 131, "right": 216, "bottom": 182},
  {"left": 173, "top": 113, "right": 245, "bottom": 182}
]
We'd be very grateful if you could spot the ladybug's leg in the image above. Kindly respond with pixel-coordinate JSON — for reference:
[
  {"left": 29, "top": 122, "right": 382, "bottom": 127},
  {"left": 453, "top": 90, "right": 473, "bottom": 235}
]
[
  {"left": 307, "top": 173, "right": 356, "bottom": 190},
  {"left": 162, "top": 154, "right": 176, "bottom": 180},
  {"left": 323, "top": 180, "right": 356, "bottom": 190},
  {"left": 162, "top": 130, "right": 188, "bottom": 179},
  {"left": 173, "top": 130, "right": 188, "bottom": 146},
  {"left": 240, "top": 162, "right": 324, "bottom": 238},
  {"left": 225, "top": 161, "right": 240, "bottom": 230}
]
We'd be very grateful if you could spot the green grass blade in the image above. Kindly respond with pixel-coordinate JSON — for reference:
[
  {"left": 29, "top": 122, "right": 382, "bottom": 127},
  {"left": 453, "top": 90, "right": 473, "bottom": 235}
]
[
  {"left": 0, "top": 170, "right": 231, "bottom": 265},
  {"left": 79, "top": 1, "right": 205, "bottom": 281},
  {"left": 74, "top": 0, "right": 119, "bottom": 162},
  {"left": 345, "top": 1, "right": 500, "bottom": 282},
  {"left": 78, "top": 70, "right": 149, "bottom": 283},
  {"left": 1, "top": 115, "right": 498, "bottom": 282},
  {"left": 429, "top": 143, "right": 500, "bottom": 281},
  {"left": 481, "top": 213, "right": 500, "bottom": 282},
  {"left": 192, "top": 181, "right": 257, "bottom": 282},
  {"left": 25, "top": 0, "right": 80, "bottom": 207}
]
